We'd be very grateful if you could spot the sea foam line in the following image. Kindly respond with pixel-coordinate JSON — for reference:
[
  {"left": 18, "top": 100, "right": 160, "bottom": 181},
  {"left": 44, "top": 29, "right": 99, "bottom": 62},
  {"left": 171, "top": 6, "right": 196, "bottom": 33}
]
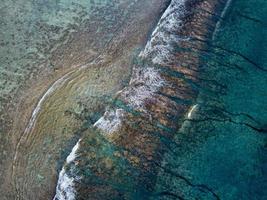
[
  {"left": 53, "top": 139, "right": 81, "bottom": 200},
  {"left": 24, "top": 71, "right": 73, "bottom": 135},
  {"left": 187, "top": 104, "right": 198, "bottom": 119},
  {"left": 12, "top": 69, "right": 76, "bottom": 180},
  {"left": 120, "top": 67, "right": 165, "bottom": 111},
  {"left": 93, "top": 108, "right": 125, "bottom": 135},
  {"left": 139, "top": 0, "right": 187, "bottom": 65},
  {"left": 94, "top": 67, "right": 165, "bottom": 135},
  {"left": 13, "top": 57, "right": 100, "bottom": 183}
]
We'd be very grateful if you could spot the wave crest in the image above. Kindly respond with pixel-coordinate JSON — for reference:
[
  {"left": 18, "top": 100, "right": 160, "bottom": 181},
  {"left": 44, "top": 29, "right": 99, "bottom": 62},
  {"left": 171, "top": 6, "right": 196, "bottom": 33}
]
[{"left": 139, "top": 0, "right": 187, "bottom": 65}]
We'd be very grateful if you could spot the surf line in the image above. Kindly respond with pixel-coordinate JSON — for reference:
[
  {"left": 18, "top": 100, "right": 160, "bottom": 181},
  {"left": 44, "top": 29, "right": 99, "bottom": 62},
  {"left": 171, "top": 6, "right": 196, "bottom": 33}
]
[
  {"left": 11, "top": 55, "right": 102, "bottom": 181},
  {"left": 53, "top": 139, "right": 81, "bottom": 200}
]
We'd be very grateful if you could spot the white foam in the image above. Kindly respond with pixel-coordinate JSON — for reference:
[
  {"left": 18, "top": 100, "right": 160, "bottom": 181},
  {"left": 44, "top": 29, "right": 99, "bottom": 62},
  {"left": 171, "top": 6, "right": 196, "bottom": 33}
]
[
  {"left": 93, "top": 67, "right": 166, "bottom": 135},
  {"left": 187, "top": 104, "right": 198, "bottom": 119},
  {"left": 53, "top": 139, "right": 81, "bottom": 200},
  {"left": 139, "top": 0, "right": 187, "bottom": 65},
  {"left": 53, "top": 169, "right": 76, "bottom": 200},
  {"left": 66, "top": 139, "right": 81, "bottom": 164},
  {"left": 24, "top": 70, "right": 74, "bottom": 135},
  {"left": 94, "top": 109, "right": 125, "bottom": 134},
  {"left": 120, "top": 67, "right": 165, "bottom": 111}
]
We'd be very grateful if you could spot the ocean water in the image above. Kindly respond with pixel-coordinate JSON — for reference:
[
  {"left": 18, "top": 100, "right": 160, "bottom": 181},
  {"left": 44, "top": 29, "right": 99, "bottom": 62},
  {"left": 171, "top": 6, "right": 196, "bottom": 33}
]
[{"left": 152, "top": 0, "right": 267, "bottom": 199}]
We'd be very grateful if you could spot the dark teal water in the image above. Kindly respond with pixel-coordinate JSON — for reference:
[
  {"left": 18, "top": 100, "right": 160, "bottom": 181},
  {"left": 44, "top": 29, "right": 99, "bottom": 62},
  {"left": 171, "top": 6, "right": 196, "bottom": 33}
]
[{"left": 152, "top": 0, "right": 267, "bottom": 199}]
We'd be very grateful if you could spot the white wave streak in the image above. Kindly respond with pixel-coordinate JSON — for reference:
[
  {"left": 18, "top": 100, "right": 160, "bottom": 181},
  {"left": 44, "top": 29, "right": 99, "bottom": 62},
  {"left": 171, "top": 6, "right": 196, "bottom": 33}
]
[
  {"left": 139, "top": 0, "right": 187, "bottom": 65},
  {"left": 53, "top": 139, "right": 81, "bottom": 200},
  {"left": 120, "top": 67, "right": 165, "bottom": 111},
  {"left": 187, "top": 104, "right": 198, "bottom": 119},
  {"left": 24, "top": 71, "right": 74, "bottom": 135},
  {"left": 12, "top": 70, "right": 75, "bottom": 178},
  {"left": 93, "top": 67, "right": 165, "bottom": 135},
  {"left": 94, "top": 109, "right": 125, "bottom": 135}
]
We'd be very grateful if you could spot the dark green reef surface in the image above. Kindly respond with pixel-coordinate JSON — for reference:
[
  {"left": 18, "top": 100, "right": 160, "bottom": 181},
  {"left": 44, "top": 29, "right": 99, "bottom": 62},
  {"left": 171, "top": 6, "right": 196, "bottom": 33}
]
[{"left": 0, "top": 0, "right": 266, "bottom": 200}]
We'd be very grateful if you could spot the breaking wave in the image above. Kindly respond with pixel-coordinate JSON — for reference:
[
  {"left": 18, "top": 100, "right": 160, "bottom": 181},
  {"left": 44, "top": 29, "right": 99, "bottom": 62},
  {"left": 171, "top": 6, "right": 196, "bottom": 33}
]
[
  {"left": 94, "top": 67, "right": 165, "bottom": 134},
  {"left": 119, "top": 67, "right": 165, "bottom": 112},
  {"left": 139, "top": 0, "right": 187, "bottom": 65},
  {"left": 93, "top": 109, "right": 125, "bottom": 135},
  {"left": 53, "top": 140, "right": 81, "bottom": 200}
]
